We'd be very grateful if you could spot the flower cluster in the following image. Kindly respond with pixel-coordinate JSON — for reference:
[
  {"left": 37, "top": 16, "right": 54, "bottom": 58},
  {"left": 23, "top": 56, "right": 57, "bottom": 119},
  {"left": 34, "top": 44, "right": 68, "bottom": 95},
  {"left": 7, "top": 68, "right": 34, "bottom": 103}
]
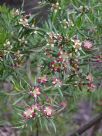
[
  {"left": 47, "top": 48, "right": 79, "bottom": 75},
  {"left": 12, "top": 10, "right": 96, "bottom": 124},
  {"left": 2, "top": 40, "right": 24, "bottom": 68},
  {"left": 23, "top": 104, "right": 40, "bottom": 120},
  {"left": 23, "top": 77, "right": 56, "bottom": 120},
  {"left": 30, "top": 86, "right": 41, "bottom": 99},
  {"left": 82, "top": 40, "right": 93, "bottom": 51},
  {"left": 51, "top": 2, "right": 61, "bottom": 13},
  {"left": 13, "top": 9, "right": 20, "bottom": 16},
  {"left": 18, "top": 37, "right": 28, "bottom": 45},
  {"left": 18, "top": 14, "right": 36, "bottom": 29},
  {"left": 71, "top": 38, "right": 82, "bottom": 52},
  {"left": 44, "top": 34, "right": 87, "bottom": 79},
  {"left": 23, "top": 65, "right": 67, "bottom": 120},
  {"left": 50, "top": 60, "right": 61, "bottom": 72},
  {"left": 23, "top": 104, "right": 54, "bottom": 120},
  {"left": 46, "top": 32, "right": 63, "bottom": 47},
  {"left": 4, "top": 40, "right": 13, "bottom": 51},
  {"left": 37, "top": 76, "right": 48, "bottom": 84},
  {"left": 19, "top": 17, "right": 29, "bottom": 27},
  {"left": 12, "top": 50, "right": 24, "bottom": 68},
  {"left": 43, "top": 106, "right": 53, "bottom": 117}
]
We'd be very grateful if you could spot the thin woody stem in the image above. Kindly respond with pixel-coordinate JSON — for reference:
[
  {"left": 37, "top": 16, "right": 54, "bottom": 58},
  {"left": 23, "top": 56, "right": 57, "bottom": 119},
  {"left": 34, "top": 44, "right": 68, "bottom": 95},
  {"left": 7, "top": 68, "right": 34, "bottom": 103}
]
[
  {"left": 68, "top": 112, "right": 102, "bottom": 136},
  {"left": 36, "top": 123, "right": 39, "bottom": 136}
]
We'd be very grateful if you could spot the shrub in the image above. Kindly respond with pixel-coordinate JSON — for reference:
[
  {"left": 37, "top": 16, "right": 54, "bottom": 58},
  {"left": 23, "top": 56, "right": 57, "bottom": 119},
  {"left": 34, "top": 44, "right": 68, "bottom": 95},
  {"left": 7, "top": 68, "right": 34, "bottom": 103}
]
[{"left": 0, "top": 0, "right": 102, "bottom": 135}]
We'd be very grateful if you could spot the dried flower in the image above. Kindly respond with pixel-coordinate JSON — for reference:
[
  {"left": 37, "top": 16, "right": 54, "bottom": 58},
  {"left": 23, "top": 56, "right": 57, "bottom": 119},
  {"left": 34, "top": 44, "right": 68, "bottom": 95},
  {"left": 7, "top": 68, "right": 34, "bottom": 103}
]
[
  {"left": 14, "top": 9, "right": 20, "bottom": 16},
  {"left": 86, "top": 73, "right": 93, "bottom": 82},
  {"left": 47, "top": 32, "right": 63, "bottom": 47},
  {"left": 57, "top": 50, "right": 68, "bottom": 62},
  {"left": 47, "top": 32, "right": 56, "bottom": 47},
  {"left": 50, "top": 61, "right": 61, "bottom": 72},
  {"left": 56, "top": 34, "right": 63, "bottom": 44},
  {"left": 4, "top": 41, "right": 13, "bottom": 50},
  {"left": 19, "top": 17, "right": 29, "bottom": 27},
  {"left": 18, "top": 37, "right": 28, "bottom": 44}
]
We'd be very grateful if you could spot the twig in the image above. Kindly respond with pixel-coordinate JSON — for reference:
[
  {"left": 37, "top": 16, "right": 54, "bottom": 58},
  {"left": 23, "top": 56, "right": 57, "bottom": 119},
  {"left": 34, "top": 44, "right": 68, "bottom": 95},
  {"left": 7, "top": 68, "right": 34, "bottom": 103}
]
[
  {"left": 68, "top": 112, "right": 102, "bottom": 136},
  {"left": 36, "top": 123, "right": 39, "bottom": 136},
  {"left": 89, "top": 120, "right": 101, "bottom": 136}
]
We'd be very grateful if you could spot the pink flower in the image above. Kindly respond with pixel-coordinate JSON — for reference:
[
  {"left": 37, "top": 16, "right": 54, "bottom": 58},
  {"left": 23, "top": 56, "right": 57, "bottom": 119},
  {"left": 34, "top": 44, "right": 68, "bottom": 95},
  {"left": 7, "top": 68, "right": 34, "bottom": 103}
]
[
  {"left": 57, "top": 58, "right": 63, "bottom": 62},
  {"left": 60, "top": 101, "right": 67, "bottom": 108},
  {"left": 52, "top": 78, "right": 62, "bottom": 87},
  {"left": 88, "top": 83, "right": 96, "bottom": 88},
  {"left": 83, "top": 40, "right": 93, "bottom": 50},
  {"left": 43, "top": 106, "right": 53, "bottom": 117},
  {"left": 57, "top": 52, "right": 64, "bottom": 62},
  {"left": 95, "top": 55, "right": 102, "bottom": 63},
  {"left": 23, "top": 104, "right": 40, "bottom": 120},
  {"left": 30, "top": 86, "right": 41, "bottom": 98},
  {"left": 87, "top": 83, "right": 96, "bottom": 92},
  {"left": 86, "top": 73, "right": 96, "bottom": 92},
  {"left": 38, "top": 76, "right": 48, "bottom": 84}
]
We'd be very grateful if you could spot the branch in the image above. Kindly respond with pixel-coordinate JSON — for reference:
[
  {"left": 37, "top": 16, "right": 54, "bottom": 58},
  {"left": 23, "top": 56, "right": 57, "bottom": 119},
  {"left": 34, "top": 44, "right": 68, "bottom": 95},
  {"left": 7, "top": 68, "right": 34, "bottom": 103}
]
[
  {"left": 89, "top": 120, "right": 101, "bottom": 136},
  {"left": 68, "top": 112, "right": 102, "bottom": 136}
]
